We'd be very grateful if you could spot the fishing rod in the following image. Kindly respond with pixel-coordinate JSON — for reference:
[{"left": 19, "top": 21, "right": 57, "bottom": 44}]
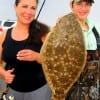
[
  {"left": 36, "top": 0, "right": 46, "bottom": 20},
  {"left": 32, "top": 0, "right": 46, "bottom": 30}
]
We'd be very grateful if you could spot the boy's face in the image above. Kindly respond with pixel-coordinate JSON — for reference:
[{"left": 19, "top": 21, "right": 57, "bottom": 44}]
[{"left": 70, "top": 1, "right": 92, "bottom": 20}]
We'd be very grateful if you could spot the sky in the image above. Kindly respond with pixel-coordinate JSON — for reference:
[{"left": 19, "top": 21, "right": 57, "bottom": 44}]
[{"left": 0, "top": 0, "right": 100, "bottom": 26}]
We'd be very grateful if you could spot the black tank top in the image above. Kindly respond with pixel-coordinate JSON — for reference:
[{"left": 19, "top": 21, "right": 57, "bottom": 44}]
[{"left": 2, "top": 28, "right": 46, "bottom": 92}]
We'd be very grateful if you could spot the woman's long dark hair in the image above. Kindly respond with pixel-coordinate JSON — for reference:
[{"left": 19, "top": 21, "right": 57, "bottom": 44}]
[
  {"left": 29, "top": 20, "right": 50, "bottom": 45},
  {"left": 15, "top": 0, "right": 39, "bottom": 6}
]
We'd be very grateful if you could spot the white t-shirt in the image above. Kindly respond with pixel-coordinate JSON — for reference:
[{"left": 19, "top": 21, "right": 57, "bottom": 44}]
[{"left": 82, "top": 19, "right": 100, "bottom": 50}]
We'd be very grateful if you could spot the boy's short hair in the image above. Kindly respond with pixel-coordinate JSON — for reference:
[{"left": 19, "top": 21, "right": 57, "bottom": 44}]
[{"left": 71, "top": 0, "right": 94, "bottom": 3}]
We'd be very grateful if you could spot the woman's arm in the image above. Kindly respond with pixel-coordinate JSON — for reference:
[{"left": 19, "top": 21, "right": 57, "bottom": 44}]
[{"left": 0, "top": 30, "right": 15, "bottom": 84}]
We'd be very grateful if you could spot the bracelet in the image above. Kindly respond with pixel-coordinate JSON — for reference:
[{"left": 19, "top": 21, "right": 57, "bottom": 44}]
[{"left": 0, "top": 61, "right": 6, "bottom": 67}]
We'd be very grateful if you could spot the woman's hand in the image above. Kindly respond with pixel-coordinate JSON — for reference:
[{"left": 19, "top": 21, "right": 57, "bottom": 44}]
[
  {"left": 3, "top": 69, "right": 15, "bottom": 84},
  {"left": 16, "top": 49, "right": 41, "bottom": 63}
]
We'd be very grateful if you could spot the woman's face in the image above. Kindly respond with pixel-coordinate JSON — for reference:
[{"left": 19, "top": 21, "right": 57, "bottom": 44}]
[
  {"left": 14, "top": 0, "right": 37, "bottom": 25},
  {"left": 70, "top": 1, "right": 91, "bottom": 21}
]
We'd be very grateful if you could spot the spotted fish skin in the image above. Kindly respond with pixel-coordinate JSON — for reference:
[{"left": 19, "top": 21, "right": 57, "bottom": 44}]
[{"left": 40, "top": 12, "right": 87, "bottom": 100}]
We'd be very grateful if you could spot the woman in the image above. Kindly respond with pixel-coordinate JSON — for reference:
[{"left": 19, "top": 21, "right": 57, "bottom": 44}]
[
  {"left": 0, "top": 0, "right": 51, "bottom": 100},
  {"left": 66, "top": 0, "right": 100, "bottom": 100}
]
